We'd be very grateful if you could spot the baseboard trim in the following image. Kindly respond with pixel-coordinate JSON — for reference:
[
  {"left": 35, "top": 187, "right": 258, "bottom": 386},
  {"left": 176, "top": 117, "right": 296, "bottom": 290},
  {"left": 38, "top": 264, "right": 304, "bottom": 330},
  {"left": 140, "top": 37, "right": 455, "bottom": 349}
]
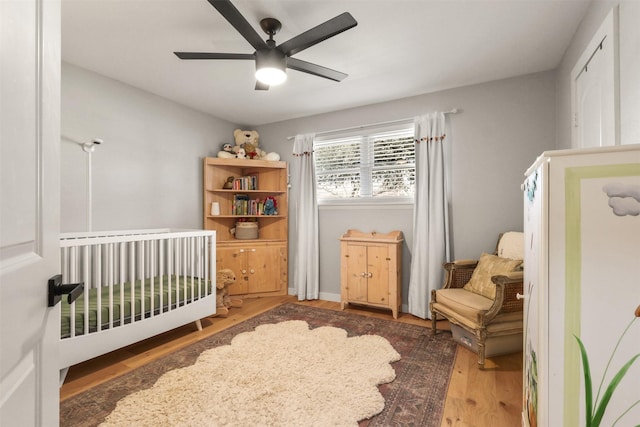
[{"left": 288, "top": 288, "right": 340, "bottom": 303}]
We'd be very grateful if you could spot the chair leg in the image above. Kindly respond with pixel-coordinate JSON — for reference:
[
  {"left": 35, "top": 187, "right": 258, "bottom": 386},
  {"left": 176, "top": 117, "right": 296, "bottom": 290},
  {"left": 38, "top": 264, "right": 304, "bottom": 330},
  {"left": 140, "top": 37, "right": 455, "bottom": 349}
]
[
  {"left": 430, "top": 291, "right": 438, "bottom": 335},
  {"left": 431, "top": 313, "right": 437, "bottom": 335},
  {"left": 477, "top": 331, "right": 487, "bottom": 369},
  {"left": 477, "top": 345, "right": 486, "bottom": 370}
]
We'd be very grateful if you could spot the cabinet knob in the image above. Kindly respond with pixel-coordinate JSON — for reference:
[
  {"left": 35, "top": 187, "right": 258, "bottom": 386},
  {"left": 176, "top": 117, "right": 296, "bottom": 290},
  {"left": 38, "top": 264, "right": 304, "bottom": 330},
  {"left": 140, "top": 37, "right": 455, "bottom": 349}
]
[
  {"left": 368, "top": 272, "right": 373, "bottom": 278},
  {"left": 239, "top": 249, "right": 245, "bottom": 253},
  {"left": 251, "top": 248, "right": 256, "bottom": 252},
  {"left": 361, "top": 272, "right": 367, "bottom": 278},
  {"left": 250, "top": 269, "right": 255, "bottom": 274},
  {"left": 516, "top": 293, "right": 525, "bottom": 300},
  {"left": 241, "top": 269, "right": 247, "bottom": 274}
]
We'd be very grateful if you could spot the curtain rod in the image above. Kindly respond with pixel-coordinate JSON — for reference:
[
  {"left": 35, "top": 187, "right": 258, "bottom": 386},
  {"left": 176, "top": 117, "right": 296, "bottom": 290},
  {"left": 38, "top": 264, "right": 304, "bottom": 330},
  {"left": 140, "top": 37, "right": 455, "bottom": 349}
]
[{"left": 286, "top": 108, "right": 459, "bottom": 140}]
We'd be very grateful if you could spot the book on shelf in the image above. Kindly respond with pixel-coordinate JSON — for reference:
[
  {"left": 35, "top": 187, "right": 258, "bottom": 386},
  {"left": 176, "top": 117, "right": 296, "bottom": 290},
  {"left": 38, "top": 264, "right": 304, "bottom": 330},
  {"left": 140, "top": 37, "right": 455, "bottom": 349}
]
[
  {"left": 232, "top": 194, "right": 248, "bottom": 215},
  {"left": 232, "top": 194, "right": 267, "bottom": 216},
  {"left": 232, "top": 175, "right": 258, "bottom": 191}
]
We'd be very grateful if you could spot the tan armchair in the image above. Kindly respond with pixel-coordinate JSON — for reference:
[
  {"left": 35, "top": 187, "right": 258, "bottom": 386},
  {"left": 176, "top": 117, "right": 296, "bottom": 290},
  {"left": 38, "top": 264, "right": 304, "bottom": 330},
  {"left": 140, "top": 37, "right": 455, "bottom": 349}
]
[{"left": 430, "top": 232, "right": 524, "bottom": 369}]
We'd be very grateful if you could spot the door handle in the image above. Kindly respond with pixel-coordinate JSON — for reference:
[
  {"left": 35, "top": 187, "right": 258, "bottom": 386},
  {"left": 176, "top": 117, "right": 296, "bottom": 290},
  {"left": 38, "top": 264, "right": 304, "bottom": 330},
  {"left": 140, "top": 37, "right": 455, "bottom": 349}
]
[{"left": 48, "top": 274, "right": 84, "bottom": 307}]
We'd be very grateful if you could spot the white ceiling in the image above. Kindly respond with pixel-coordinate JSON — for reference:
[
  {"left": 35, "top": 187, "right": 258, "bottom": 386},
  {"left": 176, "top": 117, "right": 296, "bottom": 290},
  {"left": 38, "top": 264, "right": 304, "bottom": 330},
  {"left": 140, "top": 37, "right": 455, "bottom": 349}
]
[{"left": 62, "top": 0, "right": 591, "bottom": 126}]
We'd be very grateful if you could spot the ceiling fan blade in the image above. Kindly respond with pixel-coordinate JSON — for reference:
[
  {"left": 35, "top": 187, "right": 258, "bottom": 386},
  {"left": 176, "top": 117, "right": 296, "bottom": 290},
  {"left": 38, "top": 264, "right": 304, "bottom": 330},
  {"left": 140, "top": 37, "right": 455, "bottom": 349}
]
[
  {"left": 207, "top": 0, "right": 267, "bottom": 50},
  {"left": 255, "top": 81, "right": 270, "bottom": 91},
  {"left": 278, "top": 12, "right": 357, "bottom": 57},
  {"left": 287, "top": 57, "right": 348, "bottom": 82},
  {"left": 174, "top": 52, "right": 254, "bottom": 60}
]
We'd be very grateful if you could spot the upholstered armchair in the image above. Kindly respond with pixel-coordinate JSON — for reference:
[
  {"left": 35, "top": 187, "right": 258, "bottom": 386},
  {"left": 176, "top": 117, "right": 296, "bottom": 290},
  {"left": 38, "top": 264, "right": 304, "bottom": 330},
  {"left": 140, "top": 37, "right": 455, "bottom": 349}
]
[{"left": 430, "top": 232, "right": 524, "bottom": 369}]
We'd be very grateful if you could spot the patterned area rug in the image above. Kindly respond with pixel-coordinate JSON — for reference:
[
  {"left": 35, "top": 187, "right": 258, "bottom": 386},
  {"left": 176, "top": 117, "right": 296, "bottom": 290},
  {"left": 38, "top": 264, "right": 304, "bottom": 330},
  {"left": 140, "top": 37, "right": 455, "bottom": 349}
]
[{"left": 60, "top": 303, "right": 457, "bottom": 426}]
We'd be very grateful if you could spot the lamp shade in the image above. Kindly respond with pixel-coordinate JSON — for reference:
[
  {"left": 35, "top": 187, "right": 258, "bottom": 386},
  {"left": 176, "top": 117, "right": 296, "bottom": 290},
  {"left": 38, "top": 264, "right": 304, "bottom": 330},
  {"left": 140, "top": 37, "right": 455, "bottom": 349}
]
[{"left": 255, "top": 49, "right": 287, "bottom": 86}]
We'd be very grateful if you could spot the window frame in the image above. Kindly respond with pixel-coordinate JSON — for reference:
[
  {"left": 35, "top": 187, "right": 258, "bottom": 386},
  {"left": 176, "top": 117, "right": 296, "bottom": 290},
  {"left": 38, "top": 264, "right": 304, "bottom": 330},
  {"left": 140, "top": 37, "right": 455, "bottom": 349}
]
[{"left": 313, "top": 121, "right": 416, "bottom": 206}]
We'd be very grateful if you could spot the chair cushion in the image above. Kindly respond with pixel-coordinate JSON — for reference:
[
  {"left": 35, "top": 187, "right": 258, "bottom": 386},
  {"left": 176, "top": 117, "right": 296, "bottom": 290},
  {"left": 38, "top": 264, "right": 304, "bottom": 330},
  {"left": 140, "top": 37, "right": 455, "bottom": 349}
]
[
  {"left": 463, "top": 253, "right": 522, "bottom": 299},
  {"left": 433, "top": 288, "right": 523, "bottom": 330},
  {"left": 434, "top": 288, "right": 493, "bottom": 321}
]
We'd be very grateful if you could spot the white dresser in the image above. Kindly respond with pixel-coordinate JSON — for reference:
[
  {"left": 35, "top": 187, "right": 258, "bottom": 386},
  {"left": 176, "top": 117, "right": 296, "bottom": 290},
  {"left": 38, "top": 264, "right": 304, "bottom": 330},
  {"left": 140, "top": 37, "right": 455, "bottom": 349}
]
[{"left": 522, "top": 145, "right": 640, "bottom": 427}]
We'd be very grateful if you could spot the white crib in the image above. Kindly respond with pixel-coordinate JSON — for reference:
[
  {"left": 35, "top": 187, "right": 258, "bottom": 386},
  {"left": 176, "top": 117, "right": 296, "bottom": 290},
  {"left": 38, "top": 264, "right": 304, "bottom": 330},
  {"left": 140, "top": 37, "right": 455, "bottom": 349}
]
[{"left": 59, "top": 229, "right": 216, "bottom": 374}]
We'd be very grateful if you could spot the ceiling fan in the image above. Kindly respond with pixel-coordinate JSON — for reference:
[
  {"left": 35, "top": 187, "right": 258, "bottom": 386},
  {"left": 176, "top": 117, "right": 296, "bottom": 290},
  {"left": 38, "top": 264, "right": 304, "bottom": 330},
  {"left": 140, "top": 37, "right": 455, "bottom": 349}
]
[{"left": 174, "top": 0, "right": 357, "bottom": 90}]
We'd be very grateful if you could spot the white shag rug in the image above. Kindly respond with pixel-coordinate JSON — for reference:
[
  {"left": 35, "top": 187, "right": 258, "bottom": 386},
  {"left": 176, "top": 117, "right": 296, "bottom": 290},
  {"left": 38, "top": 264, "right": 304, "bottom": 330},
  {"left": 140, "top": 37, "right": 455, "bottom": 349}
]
[{"left": 100, "top": 320, "right": 401, "bottom": 427}]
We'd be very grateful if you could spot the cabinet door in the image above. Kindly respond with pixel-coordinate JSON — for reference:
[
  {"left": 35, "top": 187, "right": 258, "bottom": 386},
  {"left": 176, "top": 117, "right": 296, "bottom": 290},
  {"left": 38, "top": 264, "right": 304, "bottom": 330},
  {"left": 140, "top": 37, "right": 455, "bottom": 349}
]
[
  {"left": 366, "top": 245, "right": 390, "bottom": 305},
  {"left": 345, "top": 244, "right": 368, "bottom": 302},
  {"left": 523, "top": 164, "right": 544, "bottom": 427},
  {"left": 217, "top": 244, "right": 285, "bottom": 296},
  {"left": 216, "top": 246, "right": 249, "bottom": 295},
  {"left": 245, "top": 245, "right": 283, "bottom": 294}
]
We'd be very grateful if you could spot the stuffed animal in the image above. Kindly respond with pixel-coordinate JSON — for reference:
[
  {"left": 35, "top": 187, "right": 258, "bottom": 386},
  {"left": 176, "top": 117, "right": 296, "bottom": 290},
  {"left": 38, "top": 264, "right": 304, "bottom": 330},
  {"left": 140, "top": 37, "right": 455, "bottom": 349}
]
[
  {"left": 212, "top": 268, "right": 239, "bottom": 317},
  {"left": 232, "top": 129, "right": 280, "bottom": 161},
  {"left": 243, "top": 142, "right": 261, "bottom": 159},
  {"left": 263, "top": 196, "right": 277, "bottom": 215},
  {"left": 233, "top": 129, "right": 264, "bottom": 159},
  {"left": 217, "top": 142, "right": 235, "bottom": 159},
  {"left": 262, "top": 151, "right": 281, "bottom": 161},
  {"left": 222, "top": 176, "right": 234, "bottom": 189},
  {"left": 236, "top": 147, "right": 247, "bottom": 159}
]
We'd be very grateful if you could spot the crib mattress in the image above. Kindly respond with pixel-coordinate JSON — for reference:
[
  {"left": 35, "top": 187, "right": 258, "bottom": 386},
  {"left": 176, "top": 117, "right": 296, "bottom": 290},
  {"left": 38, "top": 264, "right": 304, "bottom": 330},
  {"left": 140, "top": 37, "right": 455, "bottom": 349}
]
[{"left": 60, "top": 275, "right": 212, "bottom": 339}]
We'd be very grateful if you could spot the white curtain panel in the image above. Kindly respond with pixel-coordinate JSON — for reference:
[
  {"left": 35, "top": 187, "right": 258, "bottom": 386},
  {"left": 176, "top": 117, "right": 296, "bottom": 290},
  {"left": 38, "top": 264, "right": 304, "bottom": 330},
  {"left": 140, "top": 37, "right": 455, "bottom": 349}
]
[
  {"left": 407, "top": 113, "right": 451, "bottom": 319},
  {"left": 292, "top": 133, "right": 320, "bottom": 300}
]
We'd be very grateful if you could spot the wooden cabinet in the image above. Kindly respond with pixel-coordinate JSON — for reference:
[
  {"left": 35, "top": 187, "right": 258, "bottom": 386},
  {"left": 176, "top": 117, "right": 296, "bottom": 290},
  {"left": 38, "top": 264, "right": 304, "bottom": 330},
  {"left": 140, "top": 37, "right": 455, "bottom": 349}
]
[
  {"left": 522, "top": 145, "right": 640, "bottom": 426},
  {"left": 204, "top": 157, "right": 288, "bottom": 297},
  {"left": 216, "top": 243, "right": 287, "bottom": 295},
  {"left": 339, "top": 229, "right": 403, "bottom": 318}
]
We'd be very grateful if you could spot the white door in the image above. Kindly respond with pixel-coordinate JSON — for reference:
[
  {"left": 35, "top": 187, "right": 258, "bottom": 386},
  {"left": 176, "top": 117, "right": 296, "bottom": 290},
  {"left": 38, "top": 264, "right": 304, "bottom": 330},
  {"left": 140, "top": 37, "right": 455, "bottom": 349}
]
[
  {"left": 571, "top": 7, "right": 618, "bottom": 149},
  {"left": 575, "top": 38, "right": 615, "bottom": 148},
  {"left": 1, "top": 0, "right": 61, "bottom": 425},
  {"left": 576, "top": 45, "right": 606, "bottom": 148}
]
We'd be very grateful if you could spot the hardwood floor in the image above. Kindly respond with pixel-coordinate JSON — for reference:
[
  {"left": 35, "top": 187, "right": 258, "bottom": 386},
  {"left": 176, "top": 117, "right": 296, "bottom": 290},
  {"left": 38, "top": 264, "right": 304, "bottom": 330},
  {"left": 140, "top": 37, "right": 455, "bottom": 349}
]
[{"left": 60, "top": 296, "right": 523, "bottom": 427}]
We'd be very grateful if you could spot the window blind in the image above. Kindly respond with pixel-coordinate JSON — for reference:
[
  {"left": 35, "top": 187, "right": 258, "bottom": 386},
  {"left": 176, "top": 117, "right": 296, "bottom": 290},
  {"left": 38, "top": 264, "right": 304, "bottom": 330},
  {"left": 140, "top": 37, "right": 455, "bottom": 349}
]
[{"left": 314, "top": 125, "right": 415, "bottom": 202}]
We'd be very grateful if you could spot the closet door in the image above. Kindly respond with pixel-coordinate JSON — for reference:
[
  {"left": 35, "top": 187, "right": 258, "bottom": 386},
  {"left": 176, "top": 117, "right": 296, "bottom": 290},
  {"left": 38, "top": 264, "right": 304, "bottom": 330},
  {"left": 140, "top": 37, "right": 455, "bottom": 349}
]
[{"left": 572, "top": 7, "right": 618, "bottom": 149}]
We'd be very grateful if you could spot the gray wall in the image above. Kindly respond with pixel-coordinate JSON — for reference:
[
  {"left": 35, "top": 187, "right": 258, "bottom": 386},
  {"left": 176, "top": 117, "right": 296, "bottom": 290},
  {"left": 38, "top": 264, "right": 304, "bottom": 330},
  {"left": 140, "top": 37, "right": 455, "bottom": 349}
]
[
  {"left": 555, "top": 1, "right": 640, "bottom": 149},
  {"left": 256, "top": 71, "right": 557, "bottom": 302},
  {"left": 61, "top": 63, "right": 237, "bottom": 232},
  {"left": 59, "top": 3, "right": 640, "bottom": 305}
]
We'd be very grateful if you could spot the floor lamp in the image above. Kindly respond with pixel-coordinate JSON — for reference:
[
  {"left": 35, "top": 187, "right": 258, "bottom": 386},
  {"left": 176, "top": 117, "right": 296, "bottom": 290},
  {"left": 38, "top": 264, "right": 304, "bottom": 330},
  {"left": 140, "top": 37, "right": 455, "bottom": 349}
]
[{"left": 81, "top": 138, "right": 103, "bottom": 232}]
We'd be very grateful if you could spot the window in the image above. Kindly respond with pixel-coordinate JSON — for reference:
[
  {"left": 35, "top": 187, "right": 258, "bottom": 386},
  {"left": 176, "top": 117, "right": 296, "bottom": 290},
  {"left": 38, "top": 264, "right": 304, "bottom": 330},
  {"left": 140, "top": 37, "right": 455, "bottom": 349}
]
[{"left": 314, "top": 123, "right": 415, "bottom": 203}]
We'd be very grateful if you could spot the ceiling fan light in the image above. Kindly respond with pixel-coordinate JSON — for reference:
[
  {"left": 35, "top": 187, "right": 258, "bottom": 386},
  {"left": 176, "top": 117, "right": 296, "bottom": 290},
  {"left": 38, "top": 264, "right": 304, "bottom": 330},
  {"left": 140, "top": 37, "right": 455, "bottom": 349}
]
[
  {"left": 255, "top": 48, "right": 287, "bottom": 86},
  {"left": 255, "top": 67, "right": 287, "bottom": 86}
]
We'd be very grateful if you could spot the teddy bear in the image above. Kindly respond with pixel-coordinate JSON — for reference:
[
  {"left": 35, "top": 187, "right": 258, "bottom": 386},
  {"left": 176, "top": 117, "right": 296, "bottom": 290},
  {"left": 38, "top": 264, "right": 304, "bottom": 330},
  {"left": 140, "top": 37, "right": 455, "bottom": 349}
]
[
  {"left": 232, "top": 129, "right": 280, "bottom": 161},
  {"left": 215, "top": 268, "right": 234, "bottom": 316},
  {"left": 233, "top": 129, "right": 264, "bottom": 159},
  {"left": 212, "top": 268, "right": 241, "bottom": 317}
]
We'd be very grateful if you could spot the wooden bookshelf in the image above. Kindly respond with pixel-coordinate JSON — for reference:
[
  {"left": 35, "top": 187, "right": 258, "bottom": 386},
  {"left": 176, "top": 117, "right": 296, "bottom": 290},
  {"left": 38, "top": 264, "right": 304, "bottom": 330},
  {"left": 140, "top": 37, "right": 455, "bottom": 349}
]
[{"left": 203, "top": 157, "right": 288, "bottom": 297}]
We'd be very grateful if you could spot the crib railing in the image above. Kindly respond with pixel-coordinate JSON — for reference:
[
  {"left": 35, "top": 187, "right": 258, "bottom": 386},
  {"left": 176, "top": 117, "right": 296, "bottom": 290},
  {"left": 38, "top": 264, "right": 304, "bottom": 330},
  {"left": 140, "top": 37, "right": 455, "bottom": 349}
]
[{"left": 59, "top": 229, "right": 215, "bottom": 339}]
